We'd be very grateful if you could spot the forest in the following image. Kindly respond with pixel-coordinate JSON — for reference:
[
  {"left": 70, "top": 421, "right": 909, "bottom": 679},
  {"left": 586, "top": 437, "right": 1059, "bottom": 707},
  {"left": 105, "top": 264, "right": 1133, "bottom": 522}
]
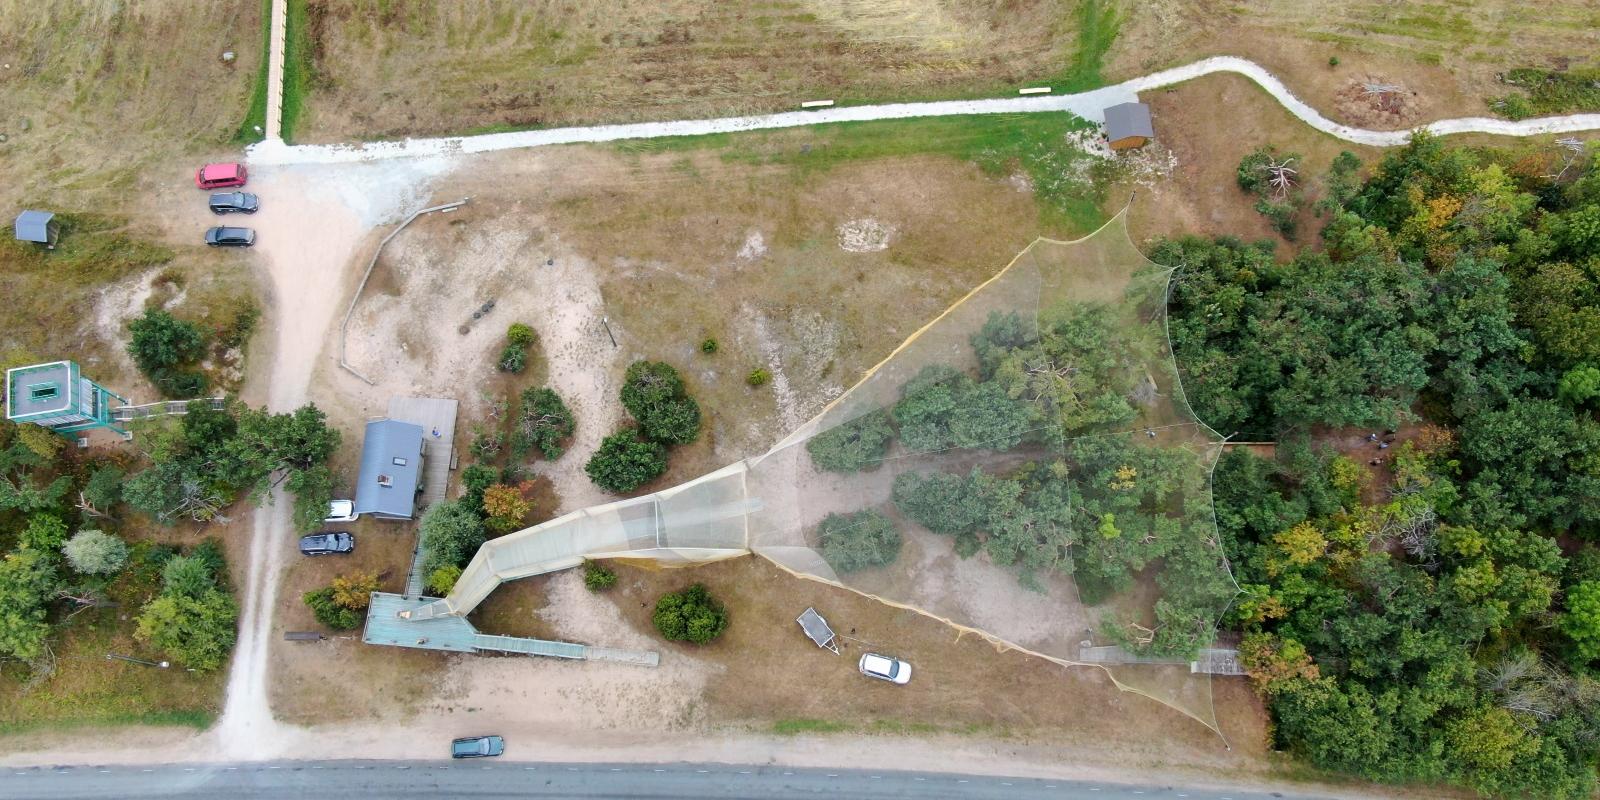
[{"left": 1166, "top": 134, "right": 1600, "bottom": 798}]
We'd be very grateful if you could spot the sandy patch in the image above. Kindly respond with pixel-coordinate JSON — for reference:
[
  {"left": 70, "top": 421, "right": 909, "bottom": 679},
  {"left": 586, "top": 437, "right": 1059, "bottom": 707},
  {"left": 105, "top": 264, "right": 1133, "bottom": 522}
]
[
  {"left": 342, "top": 208, "right": 621, "bottom": 513},
  {"left": 836, "top": 218, "right": 895, "bottom": 252},
  {"left": 736, "top": 229, "right": 768, "bottom": 261},
  {"left": 90, "top": 268, "right": 158, "bottom": 378}
]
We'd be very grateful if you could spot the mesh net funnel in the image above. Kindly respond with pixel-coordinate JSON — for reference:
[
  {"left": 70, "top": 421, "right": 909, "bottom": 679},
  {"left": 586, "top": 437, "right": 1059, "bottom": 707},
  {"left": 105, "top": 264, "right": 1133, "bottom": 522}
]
[{"left": 416, "top": 210, "right": 1239, "bottom": 736}]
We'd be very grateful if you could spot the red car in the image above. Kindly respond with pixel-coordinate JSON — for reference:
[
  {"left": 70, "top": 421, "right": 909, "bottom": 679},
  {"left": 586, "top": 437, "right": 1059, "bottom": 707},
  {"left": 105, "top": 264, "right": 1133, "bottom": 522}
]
[{"left": 195, "top": 162, "right": 247, "bottom": 189}]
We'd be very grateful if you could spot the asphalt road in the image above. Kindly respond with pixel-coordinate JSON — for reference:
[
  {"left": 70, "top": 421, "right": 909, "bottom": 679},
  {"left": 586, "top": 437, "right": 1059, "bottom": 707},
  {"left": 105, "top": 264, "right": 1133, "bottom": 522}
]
[{"left": 0, "top": 760, "right": 1326, "bottom": 800}]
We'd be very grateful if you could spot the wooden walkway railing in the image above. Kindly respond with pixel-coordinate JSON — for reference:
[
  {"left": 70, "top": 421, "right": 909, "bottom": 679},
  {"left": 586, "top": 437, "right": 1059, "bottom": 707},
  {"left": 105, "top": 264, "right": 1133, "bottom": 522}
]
[{"left": 111, "top": 397, "right": 227, "bottom": 422}]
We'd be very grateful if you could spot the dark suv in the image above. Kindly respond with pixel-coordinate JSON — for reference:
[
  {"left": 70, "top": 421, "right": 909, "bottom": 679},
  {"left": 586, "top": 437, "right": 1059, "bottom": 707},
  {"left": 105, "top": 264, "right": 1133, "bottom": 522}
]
[
  {"left": 204, "top": 226, "right": 255, "bottom": 247},
  {"left": 451, "top": 736, "right": 504, "bottom": 759},
  {"left": 299, "top": 532, "right": 355, "bottom": 556},
  {"left": 208, "top": 192, "right": 259, "bottom": 214}
]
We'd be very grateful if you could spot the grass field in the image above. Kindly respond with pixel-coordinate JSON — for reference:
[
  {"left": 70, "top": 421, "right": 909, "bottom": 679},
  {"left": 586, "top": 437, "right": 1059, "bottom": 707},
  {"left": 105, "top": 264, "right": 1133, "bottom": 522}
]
[
  {"left": 290, "top": 0, "right": 1600, "bottom": 143},
  {"left": 0, "top": 213, "right": 261, "bottom": 397},
  {"left": 0, "top": 1, "right": 263, "bottom": 211},
  {"left": 1113, "top": 0, "right": 1600, "bottom": 123},
  {"left": 620, "top": 112, "right": 1108, "bottom": 231},
  {"left": 290, "top": 0, "right": 1082, "bottom": 141}
]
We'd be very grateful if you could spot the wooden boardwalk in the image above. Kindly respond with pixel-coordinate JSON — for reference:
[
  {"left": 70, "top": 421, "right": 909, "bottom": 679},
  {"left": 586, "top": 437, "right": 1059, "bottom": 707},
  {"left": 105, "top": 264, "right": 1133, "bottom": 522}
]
[
  {"left": 1076, "top": 643, "right": 1247, "bottom": 676},
  {"left": 363, "top": 593, "right": 659, "bottom": 666},
  {"left": 383, "top": 397, "right": 457, "bottom": 597}
]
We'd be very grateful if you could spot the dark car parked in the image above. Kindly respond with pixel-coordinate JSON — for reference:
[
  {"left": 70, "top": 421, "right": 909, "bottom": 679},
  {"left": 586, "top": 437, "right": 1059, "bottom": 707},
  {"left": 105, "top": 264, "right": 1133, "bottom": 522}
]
[
  {"left": 451, "top": 736, "right": 505, "bottom": 759},
  {"left": 204, "top": 226, "right": 255, "bottom": 247},
  {"left": 299, "top": 532, "right": 354, "bottom": 556},
  {"left": 208, "top": 192, "right": 259, "bottom": 214}
]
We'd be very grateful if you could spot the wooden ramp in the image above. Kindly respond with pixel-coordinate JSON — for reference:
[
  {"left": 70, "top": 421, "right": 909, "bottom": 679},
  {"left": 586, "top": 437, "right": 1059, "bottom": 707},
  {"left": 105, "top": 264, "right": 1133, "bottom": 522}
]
[{"left": 363, "top": 593, "right": 658, "bottom": 666}]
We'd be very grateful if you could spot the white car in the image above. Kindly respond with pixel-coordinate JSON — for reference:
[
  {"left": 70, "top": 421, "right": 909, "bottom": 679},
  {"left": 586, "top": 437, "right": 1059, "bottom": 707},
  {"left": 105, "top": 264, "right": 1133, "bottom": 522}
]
[
  {"left": 858, "top": 653, "right": 912, "bottom": 685},
  {"left": 324, "top": 499, "right": 359, "bottom": 523}
]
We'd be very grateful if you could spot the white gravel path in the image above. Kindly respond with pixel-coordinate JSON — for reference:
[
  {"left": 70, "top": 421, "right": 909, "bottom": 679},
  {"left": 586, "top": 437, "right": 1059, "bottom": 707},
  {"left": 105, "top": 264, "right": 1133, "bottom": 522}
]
[{"left": 248, "top": 56, "right": 1600, "bottom": 167}]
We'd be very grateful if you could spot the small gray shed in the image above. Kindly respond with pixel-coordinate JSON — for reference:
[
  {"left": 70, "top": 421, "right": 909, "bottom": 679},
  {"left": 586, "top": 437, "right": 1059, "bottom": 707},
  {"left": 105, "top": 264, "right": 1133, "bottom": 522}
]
[
  {"left": 14, "top": 210, "right": 59, "bottom": 248},
  {"left": 1103, "top": 102, "right": 1154, "bottom": 151},
  {"left": 354, "top": 419, "right": 426, "bottom": 520}
]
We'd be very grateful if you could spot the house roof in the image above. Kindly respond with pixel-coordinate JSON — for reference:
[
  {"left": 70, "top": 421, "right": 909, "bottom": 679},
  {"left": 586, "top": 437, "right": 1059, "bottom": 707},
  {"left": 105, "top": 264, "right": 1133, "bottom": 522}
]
[
  {"left": 1104, "top": 102, "right": 1154, "bottom": 141},
  {"left": 354, "top": 419, "right": 425, "bottom": 518},
  {"left": 14, "top": 210, "right": 54, "bottom": 243}
]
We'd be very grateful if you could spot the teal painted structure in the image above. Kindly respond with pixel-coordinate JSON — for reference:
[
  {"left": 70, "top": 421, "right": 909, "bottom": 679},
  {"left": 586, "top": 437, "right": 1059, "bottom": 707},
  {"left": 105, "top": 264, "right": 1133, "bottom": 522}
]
[
  {"left": 363, "top": 592, "right": 658, "bottom": 665},
  {"left": 5, "top": 361, "right": 128, "bottom": 437}
]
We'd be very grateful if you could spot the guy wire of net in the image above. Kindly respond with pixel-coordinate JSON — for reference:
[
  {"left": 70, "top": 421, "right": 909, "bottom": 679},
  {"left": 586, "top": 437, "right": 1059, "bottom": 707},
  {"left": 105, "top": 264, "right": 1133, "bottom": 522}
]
[{"left": 423, "top": 209, "right": 1241, "bottom": 737}]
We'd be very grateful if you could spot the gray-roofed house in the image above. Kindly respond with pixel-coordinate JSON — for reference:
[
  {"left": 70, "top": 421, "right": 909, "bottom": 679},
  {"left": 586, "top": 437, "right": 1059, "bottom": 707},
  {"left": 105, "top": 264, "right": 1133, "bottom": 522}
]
[
  {"left": 354, "top": 419, "right": 426, "bottom": 520},
  {"left": 1103, "top": 102, "right": 1154, "bottom": 151},
  {"left": 14, "top": 210, "right": 60, "bottom": 248}
]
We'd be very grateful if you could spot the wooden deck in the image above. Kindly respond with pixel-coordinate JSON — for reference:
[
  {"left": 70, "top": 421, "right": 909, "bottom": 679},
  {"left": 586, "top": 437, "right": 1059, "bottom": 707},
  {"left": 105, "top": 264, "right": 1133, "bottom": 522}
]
[
  {"left": 385, "top": 396, "right": 458, "bottom": 510},
  {"left": 383, "top": 397, "right": 458, "bottom": 597}
]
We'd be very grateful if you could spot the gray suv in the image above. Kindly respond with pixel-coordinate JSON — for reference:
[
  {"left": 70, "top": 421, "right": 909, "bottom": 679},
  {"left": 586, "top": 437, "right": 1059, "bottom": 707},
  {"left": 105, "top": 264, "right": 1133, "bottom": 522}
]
[
  {"left": 208, "top": 191, "right": 259, "bottom": 214},
  {"left": 204, "top": 226, "right": 255, "bottom": 247},
  {"left": 451, "top": 735, "right": 504, "bottom": 758},
  {"left": 299, "top": 532, "right": 354, "bottom": 556}
]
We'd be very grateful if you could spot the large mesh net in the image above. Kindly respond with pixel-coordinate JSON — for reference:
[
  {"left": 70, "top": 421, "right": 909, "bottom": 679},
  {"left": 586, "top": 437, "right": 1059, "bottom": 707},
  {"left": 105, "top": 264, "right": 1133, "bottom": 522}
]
[
  {"left": 745, "top": 210, "right": 1237, "bottom": 732},
  {"left": 412, "top": 210, "right": 1238, "bottom": 734}
]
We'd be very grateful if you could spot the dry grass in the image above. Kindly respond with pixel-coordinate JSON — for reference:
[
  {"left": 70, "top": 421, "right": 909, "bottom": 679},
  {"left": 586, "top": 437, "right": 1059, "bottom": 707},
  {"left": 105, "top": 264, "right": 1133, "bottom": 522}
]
[
  {"left": 1112, "top": 0, "right": 1600, "bottom": 125},
  {"left": 296, "top": 0, "right": 1600, "bottom": 143},
  {"left": 0, "top": 1, "right": 265, "bottom": 396},
  {"left": 1120, "top": 72, "right": 1383, "bottom": 258},
  {"left": 295, "top": 0, "right": 1078, "bottom": 141},
  {"left": 604, "top": 557, "right": 1271, "bottom": 762},
  {"left": 268, "top": 514, "right": 436, "bottom": 723},
  {"left": 0, "top": 1, "right": 263, "bottom": 213}
]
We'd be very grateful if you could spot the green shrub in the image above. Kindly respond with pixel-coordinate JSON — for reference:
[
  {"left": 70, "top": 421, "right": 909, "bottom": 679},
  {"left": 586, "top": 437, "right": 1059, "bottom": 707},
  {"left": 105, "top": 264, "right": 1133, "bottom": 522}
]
[
  {"left": 128, "top": 309, "right": 208, "bottom": 398},
  {"left": 746, "top": 367, "right": 771, "bottom": 387},
  {"left": 62, "top": 529, "right": 129, "bottom": 575},
  {"left": 700, "top": 338, "right": 718, "bottom": 354},
  {"left": 470, "top": 427, "right": 504, "bottom": 459},
  {"left": 818, "top": 510, "right": 902, "bottom": 573},
  {"left": 460, "top": 464, "right": 501, "bottom": 513},
  {"left": 427, "top": 564, "right": 462, "bottom": 596},
  {"left": 1328, "top": 56, "right": 1340, "bottom": 67},
  {"left": 583, "top": 559, "right": 618, "bottom": 591},
  {"left": 134, "top": 588, "right": 237, "bottom": 670},
  {"left": 585, "top": 430, "right": 668, "bottom": 493},
  {"left": 498, "top": 343, "right": 527, "bottom": 373},
  {"left": 512, "top": 387, "right": 576, "bottom": 460},
  {"left": 20, "top": 513, "right": 68, "bottom": 551},
  {"left": 1254, "top": 198, "right": 1298, "bottom": 238},
  {"left": 1494, "top": 68, "right": 1600, "bottom": 118},
  {"left": 805, "top": 410, "right": 894, "bottom": 472},
  {"left": 1489, "top": 93, "right": 1535, "bottom": 120},
  {"left": 419, "top": 499, "right": 488, "bottom": 576},
  {"left": 652, "top": 583, "right": 728, "bottom": 644},
  {"left": 620, "top": 361, "right": 701, "bottom": 444},
  {"left": 302, "top": 587, "right": 361, "bottom": 630},
  {"left": 507, "top": 322, "right": 538, "bottom": 347}
]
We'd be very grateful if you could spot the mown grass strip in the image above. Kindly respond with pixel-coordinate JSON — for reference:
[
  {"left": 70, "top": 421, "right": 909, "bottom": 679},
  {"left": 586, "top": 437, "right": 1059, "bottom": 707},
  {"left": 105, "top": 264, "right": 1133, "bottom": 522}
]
[
  {"left": 232, "top": 0, "right": 273, "bottom": 143},
  {"left": 616, "top": 113, "right": 1107, "bottom": 233},
  {"left": 1056, "top": 0, "right": 1122, "bottom": 93},
  {"left": 0, "top": 709, "right": 215, "bottom": 737},
  {"left": 280, "top": 0, "right": 314, "bottom": 142}
]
